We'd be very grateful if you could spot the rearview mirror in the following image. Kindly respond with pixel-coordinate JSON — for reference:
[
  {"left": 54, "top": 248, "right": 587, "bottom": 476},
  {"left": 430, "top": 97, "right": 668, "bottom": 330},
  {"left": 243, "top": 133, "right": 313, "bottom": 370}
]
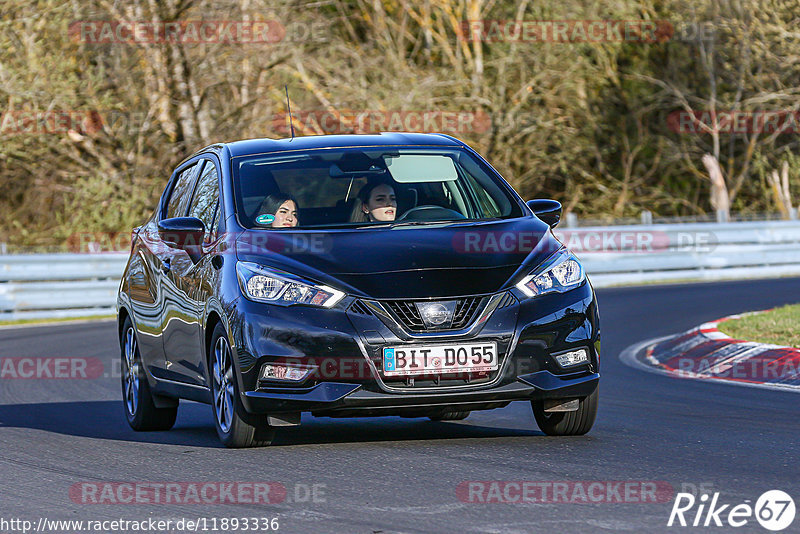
[
  {"left": 158, "top": 217, "right": 206, "bottom": 262},
  {"left": 329, "top": 163, "right": 385, "bottom": 178},
  {"left": 526, "top": 199, "right": 562, "bottom": 228}
]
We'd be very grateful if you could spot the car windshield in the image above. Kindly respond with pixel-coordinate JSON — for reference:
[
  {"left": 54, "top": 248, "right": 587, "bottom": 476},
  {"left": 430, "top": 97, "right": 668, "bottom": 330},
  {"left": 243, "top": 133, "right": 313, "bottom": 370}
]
[{"left": 232, "top": 147, "right": 524, "bottom": 229}]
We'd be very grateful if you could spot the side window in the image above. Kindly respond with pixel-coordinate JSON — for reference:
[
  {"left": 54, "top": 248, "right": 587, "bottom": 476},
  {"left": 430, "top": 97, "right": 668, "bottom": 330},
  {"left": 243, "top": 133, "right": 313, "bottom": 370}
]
[
  {"left": 462, "top": 171, "right": 502, "bottom": 218},
  {"left": 210, "top": 201, "right": 221, "bottom": 238},
  {"left": 187, "top": 160, "right": 220, "bottom": 239},
  {"left": 166, "top": 162, "right": 200, "bottom": 219}
]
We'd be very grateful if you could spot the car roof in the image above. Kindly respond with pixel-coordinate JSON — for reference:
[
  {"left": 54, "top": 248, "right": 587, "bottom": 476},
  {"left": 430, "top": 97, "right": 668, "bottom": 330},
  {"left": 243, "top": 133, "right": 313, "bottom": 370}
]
[{"left": 191, "top": 132, "right": 466, "bottom": 160}]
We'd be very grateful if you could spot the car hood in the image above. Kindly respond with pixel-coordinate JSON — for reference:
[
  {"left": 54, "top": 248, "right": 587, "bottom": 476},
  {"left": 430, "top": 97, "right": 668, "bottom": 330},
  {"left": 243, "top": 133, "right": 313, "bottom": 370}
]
[{"left": 235, "top": 217, "right": 561, "bottom": 299}]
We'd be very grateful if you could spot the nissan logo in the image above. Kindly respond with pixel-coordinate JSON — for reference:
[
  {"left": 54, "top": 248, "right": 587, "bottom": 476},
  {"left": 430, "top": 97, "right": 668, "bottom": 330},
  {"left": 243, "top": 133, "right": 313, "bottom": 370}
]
[{"left": 419, "top": 303, "right": 450, "bottom": 325}]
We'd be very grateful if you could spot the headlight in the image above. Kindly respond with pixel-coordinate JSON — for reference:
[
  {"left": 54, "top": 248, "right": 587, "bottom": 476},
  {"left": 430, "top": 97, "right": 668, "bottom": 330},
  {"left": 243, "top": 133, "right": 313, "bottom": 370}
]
[
  {"left": 236, "top": 261, "right": 345, "bottom": 307},
  {"left": 516, "top": 250, "right": 585, "bottom": 297}
]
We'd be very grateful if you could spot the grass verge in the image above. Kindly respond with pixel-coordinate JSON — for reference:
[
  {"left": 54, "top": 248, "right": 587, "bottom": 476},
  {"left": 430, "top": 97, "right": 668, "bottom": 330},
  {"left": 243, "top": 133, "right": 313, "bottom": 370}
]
[
  {"left": 0, "top": 314, "right": 115, "bottom": 327},
  {"left": 717, "top": 304, "right": 800, "bottom": 348}
]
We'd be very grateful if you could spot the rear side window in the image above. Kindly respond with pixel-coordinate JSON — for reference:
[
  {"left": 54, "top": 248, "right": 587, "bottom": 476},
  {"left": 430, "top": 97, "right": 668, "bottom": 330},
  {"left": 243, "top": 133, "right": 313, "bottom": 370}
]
[
  {"left": 165, "top": 163, "right": 199, "bottom": 219},
  {"left": 187, "top": 160, "right": 220, "bottom": 238}
]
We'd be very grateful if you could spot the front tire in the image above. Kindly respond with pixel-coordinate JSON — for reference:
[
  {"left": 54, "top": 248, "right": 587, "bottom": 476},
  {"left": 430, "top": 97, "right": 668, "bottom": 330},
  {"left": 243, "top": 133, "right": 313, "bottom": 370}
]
[
  {"left": 209, "top": 322, "right": 275, "bottom": 448},
  {"left": 531, "top": 387, "right": 598, "bottom": 436},
  {"left": 120, "top": 317, "right": 178, "bottom": 431}
]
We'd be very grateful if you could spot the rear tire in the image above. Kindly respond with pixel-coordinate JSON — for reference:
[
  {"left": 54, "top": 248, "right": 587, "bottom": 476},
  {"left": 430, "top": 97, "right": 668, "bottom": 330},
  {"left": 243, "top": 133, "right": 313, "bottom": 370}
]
[
  {"left": 429, "top": 410, "right": 470, "bottom": 421},
  {"left": 209, "top": 322, "right": 275, "bottom": 448},
  {"left": 120, "top": 317, "right": 178, "bottom": 431},
  {"left": 531, "top": 387, "right": 598, "bottom": 436}
]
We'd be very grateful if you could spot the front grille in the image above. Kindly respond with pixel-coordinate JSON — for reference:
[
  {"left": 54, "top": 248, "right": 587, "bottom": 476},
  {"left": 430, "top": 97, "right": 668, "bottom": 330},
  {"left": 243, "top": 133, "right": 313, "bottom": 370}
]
[
  {"left": 385, "top": 301, "right": 425, "bottom": 329},
  {"left": 496, "top": 291, "right": 517, "bottom": 309},
  {"left": 349, "top": 300, "right": 374, "bottom": 316},
  {"left": 384, "top": 296, "right": 485, "bottom": 331},
  {"left": 452, "top": 297, "right": 482, "bottom": 328}
]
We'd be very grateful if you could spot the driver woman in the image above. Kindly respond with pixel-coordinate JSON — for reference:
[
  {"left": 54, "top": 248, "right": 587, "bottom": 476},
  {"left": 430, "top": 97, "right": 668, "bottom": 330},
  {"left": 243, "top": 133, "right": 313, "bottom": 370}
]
[{"left": 349, "top": 180, "right": 397, "bottom": 222}]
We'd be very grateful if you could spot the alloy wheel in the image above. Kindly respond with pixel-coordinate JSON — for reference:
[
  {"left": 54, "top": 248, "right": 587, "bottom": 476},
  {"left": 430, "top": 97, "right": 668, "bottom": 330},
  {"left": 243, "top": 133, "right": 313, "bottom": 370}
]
[
  {"left": 123, "top": 326, "right": 139, "bottom": 416},
  {"left": 212, "top": 336, "right": 235, "bottom": 433}
]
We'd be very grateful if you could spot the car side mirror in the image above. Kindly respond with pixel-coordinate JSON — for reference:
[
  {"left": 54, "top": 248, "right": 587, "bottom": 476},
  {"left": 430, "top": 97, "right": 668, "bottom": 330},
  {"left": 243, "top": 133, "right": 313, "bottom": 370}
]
[
  {"left": 158, "top": 217, "right": 206, "bottom": 262},
  {"left": 526, "top": 199, "right": 562, "bottom": 228}
]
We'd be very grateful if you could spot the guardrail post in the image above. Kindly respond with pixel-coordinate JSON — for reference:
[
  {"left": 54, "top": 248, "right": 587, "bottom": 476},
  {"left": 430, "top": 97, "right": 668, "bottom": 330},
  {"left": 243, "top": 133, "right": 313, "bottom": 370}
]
[
  {"left": 640, "top": 210, "right": 653, "bottom": 225},
  {"left": 0, "top": 243, "right": 6, "bottom": 255},
  {"left": 716, "top": 209, "right": 730, "bottom": 223},
  {"left": 565, "top": 213, "right": 578, "bottom": 228}
]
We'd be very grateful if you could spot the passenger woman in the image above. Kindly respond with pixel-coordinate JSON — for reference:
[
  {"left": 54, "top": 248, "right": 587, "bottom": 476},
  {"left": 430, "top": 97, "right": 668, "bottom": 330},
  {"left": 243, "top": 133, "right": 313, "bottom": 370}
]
[{"left": 256, "top": 193, "right": 299, "bottom": 228}]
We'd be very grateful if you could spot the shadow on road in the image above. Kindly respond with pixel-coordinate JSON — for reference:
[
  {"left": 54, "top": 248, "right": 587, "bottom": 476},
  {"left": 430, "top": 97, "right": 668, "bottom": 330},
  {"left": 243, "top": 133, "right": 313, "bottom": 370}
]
[
  {"left": 0, "top": 400, "right": 220, "bottom": 447},
  {"left": 0, "top": 400, "right": 543, "bottom": 448}
]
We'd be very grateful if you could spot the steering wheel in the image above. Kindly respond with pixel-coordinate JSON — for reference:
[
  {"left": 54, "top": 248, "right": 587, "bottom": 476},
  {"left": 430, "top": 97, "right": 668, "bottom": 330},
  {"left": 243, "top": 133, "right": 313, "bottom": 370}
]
[{"left": 396, "top": 205, "right": 466, "bottom": 222}]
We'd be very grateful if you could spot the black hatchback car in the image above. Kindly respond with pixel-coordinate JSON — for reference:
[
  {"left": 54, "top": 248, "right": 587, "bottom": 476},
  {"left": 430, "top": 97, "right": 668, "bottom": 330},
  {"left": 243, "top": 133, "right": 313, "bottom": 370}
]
[{"left": 117, "top": 133, "right": 600, "bottom": 447}]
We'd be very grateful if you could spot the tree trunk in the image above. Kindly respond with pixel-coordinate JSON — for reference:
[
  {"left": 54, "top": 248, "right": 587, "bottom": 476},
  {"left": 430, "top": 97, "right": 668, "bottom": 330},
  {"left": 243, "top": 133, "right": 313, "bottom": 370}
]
[{"left": 701, "top": 154, "right": 730, "bottom": 222}]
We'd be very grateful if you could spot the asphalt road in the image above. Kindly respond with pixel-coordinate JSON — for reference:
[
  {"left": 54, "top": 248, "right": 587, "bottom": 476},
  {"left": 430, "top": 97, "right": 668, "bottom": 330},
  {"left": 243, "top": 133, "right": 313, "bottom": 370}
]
[{"left": 1, "top": 278, "right": 800, "bottom": 533}]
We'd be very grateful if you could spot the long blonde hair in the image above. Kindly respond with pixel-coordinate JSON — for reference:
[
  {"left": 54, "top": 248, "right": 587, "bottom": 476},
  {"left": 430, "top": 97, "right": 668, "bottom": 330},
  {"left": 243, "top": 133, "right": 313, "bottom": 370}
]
[{"left": 349, "top": 180, "right": 394, "bottom": 222}]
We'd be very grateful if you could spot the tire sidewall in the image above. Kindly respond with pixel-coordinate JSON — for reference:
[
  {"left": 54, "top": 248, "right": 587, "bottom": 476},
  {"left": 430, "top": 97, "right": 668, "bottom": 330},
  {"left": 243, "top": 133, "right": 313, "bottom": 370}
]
[
  {"left": 532, "top": 386, "right": 598, "bottom": 436},
  {"left": 121, "top": 317, "right": 146, "bottom": 427},
  {"left": 209, "top": 322, "right": 259, "bottom": 446}
]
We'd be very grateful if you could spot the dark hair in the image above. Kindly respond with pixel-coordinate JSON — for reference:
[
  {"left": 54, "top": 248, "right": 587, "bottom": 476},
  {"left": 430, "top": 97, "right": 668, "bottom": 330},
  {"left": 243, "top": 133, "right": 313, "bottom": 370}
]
[
  {"left": 257, "top": 193, "right": 298, "bottom": 223},
  {"left": 349, "top": 180, "right": 395, "bottom": 222}
]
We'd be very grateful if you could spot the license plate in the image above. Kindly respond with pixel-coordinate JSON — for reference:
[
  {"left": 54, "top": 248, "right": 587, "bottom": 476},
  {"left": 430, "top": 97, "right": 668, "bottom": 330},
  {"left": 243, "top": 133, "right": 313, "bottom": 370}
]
[{"left": 382, "top": 342, "right": 498, "bottom": 377}]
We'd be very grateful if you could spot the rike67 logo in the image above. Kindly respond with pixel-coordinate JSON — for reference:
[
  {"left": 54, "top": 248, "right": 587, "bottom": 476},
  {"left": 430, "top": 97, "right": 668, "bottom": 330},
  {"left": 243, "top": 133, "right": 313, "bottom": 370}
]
[{"left": 668, "top": 490, "right": 795, "bottom": 531}]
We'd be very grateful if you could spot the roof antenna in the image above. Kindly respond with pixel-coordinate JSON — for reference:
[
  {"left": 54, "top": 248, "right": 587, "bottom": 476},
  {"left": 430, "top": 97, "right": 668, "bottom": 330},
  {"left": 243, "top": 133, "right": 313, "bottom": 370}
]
[{"left": 284, "top": 85, "right": 295, "bottom": 140}]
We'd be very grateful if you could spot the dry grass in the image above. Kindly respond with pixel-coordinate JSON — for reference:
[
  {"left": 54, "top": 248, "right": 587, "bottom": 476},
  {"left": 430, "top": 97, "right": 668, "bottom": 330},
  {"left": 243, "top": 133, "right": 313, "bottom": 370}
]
[
  {"left": 717, "top": 304, "right": 800, "bottom": 348},
  {"left": 0, "top": 315, "right": 115, "bottom": 327}
]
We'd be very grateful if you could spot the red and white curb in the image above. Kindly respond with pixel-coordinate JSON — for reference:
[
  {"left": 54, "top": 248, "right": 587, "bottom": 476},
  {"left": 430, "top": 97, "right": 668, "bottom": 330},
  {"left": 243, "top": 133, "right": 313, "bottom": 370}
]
[{"left": 620, "top": 312, "right": 800, "bottom": 392}]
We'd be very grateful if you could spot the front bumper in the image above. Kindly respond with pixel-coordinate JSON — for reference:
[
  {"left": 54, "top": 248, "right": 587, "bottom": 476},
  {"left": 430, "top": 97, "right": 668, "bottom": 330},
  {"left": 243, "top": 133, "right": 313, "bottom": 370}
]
[
  {"left": 229, "top": 281, "right": 600, "bottom": 416},
  {"left": 244, "top": 370, "right": 598, "bottom": 416}
]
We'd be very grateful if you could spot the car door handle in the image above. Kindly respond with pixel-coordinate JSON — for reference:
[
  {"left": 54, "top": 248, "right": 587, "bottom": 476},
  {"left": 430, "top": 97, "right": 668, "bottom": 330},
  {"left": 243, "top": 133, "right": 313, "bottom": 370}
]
[{"left": 161, "top": 259, "right": 171, "bottom": 274}]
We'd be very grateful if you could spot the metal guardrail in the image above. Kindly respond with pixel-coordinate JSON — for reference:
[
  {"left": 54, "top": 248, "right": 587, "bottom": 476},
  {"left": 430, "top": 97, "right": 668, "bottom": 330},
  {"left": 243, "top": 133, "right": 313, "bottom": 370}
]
[
  {"left": 0, "top": 254, "right": 127, "bottom": 321},
  {"left": 2, "top": 220, "right": 800, "bottom": 320},
  {"left": 556, "top": 220, "right": 800, "bottom": 286},
  {"left": 0, "top": 253, "right": 129, "bottom": 282}
]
